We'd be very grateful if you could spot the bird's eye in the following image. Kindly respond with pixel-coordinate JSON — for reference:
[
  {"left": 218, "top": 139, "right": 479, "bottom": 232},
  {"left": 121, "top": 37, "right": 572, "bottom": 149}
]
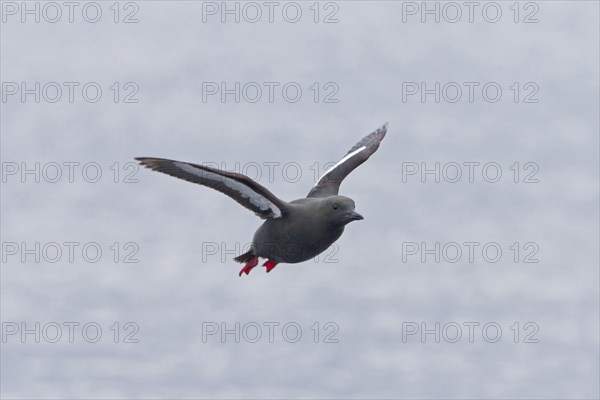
[{"left": 332, "top": 203, "right": 339, "bottom": 210}]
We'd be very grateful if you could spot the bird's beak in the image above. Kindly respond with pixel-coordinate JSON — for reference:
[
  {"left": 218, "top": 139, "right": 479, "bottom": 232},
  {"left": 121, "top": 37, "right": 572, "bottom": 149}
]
[{"left": 345, "top": 211, "right": 364, "bottom": 221}]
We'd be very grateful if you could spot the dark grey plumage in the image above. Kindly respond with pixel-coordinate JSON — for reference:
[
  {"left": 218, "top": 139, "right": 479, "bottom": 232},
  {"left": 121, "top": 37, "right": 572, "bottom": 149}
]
[
  {"left": 307, "top": 123, "right": 388, "bottom": 198},
  {"left": 136, "top": 123, "right": 388, "bottom": 275}
]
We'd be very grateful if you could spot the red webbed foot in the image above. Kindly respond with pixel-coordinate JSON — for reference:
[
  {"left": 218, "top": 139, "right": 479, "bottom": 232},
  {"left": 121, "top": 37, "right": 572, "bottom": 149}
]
[
  {"left": 263, "top": 260, "right": 279, "bottom": 273},
  {"left": 239, "top": 256, "right": 259, "bottom": 276}
]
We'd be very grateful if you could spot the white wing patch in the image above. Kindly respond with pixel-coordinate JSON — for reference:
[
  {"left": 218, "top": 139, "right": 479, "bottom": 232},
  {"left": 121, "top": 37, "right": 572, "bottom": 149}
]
[
  {"left": 175, "top": 162, "right": 282, "bottom": 218},
  {"left": 314, "top": 145, "right": 366, "bottom": 187}
]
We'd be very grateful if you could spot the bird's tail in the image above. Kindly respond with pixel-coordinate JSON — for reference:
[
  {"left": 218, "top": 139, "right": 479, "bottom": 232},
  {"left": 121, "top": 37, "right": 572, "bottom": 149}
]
[{"left": 234, "top": 250, "right": 256, "bottom": 264}]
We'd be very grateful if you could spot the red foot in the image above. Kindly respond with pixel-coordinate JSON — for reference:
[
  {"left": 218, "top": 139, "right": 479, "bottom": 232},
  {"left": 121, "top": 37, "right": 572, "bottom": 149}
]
[
  {"left": 263, "top": 260, "right": 279, "bottom": 273},
  {"left": 239, "top": 256, "right": 259, "bottom": 276}
]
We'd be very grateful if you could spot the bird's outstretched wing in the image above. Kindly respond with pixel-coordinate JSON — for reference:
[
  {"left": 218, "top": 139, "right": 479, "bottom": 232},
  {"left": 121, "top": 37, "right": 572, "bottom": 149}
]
[
  {"left": 307, "top": 123, "right": 388, "bottom": 198},
  {"left": 136, "top": 157, "right": 288, "bottom": 219}
]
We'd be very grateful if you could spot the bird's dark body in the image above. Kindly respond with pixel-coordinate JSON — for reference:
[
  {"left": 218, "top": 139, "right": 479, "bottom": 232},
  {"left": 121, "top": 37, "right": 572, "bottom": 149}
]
[{"left": 252, "top": 197, "right": 346, "bottom": 263}]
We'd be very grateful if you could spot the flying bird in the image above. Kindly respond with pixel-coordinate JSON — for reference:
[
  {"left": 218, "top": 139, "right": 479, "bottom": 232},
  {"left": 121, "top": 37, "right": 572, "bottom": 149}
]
[{"left": 136, "top": 123, "right": 388, "bottom": 276}]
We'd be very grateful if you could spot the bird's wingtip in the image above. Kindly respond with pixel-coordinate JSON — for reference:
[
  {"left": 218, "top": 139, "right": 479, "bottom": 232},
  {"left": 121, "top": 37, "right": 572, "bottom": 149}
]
[{"left": 375, "top": 122, "right": 389, "bottom": 139}]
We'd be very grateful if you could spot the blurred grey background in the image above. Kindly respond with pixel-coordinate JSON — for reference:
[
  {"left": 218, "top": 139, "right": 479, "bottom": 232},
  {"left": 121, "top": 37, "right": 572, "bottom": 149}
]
[{"left": 1, "top": 1, "right": 598, "bottom": 399}]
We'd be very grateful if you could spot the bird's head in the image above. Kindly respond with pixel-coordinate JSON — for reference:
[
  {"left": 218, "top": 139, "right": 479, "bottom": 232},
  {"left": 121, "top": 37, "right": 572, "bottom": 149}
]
[{"left": 322, "top": 196, "right": 364, "bottom": 226}]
